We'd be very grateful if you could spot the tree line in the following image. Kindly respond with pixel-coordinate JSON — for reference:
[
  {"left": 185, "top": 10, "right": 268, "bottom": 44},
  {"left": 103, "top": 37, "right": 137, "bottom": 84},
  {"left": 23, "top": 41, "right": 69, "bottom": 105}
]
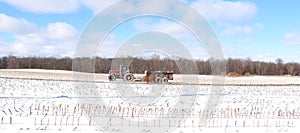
[{"left": 0, "top": 55, "right": 299, "bottom": 76}]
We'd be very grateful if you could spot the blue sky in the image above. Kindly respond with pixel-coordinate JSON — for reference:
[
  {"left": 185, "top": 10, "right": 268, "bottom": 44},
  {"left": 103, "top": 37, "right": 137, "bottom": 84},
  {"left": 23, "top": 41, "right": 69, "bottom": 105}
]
[{"left": 0, "top": 0, "right": 299, "bottom": 63}]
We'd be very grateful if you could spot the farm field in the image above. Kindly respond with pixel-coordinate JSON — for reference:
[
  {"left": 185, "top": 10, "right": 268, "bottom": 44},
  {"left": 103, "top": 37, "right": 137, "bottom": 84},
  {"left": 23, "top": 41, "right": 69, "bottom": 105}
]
[{"left": 0, "top": 69, "right": 300, "bottom": 133}]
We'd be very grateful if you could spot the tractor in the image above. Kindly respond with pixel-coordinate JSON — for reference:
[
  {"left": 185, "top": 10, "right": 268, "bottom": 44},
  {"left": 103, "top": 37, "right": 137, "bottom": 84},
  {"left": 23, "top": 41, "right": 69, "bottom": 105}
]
[{"left": 108, "top": 65, "right": 135, "bottom": 81}]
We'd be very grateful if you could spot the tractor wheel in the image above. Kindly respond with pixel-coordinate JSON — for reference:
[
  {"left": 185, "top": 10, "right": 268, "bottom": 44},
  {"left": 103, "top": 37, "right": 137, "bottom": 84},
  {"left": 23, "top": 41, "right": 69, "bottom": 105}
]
[
  {"left": 124, "top": 73, "right": 134, "bottom": 81},
  {"left": 154, "top": 77, "right": 162, "bottom": 83},
  {"left": 162, "top": 77, "right": 168, "bottom": 83},
  {"left": 108, "top": 74, "right": 116, "bottom": 81}
]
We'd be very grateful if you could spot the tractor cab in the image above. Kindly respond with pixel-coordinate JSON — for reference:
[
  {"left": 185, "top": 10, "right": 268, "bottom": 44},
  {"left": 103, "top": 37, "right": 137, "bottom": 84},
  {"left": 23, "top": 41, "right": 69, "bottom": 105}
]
[{"left": 120, "top": 65, "right": 129, "bottom": 75}]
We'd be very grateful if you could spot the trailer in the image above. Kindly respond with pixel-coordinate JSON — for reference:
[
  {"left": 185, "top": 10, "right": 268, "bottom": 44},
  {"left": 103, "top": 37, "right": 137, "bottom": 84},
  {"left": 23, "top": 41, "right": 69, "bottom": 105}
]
[{"left": 143, "top": 70, "right": 174, "bottom": 83}]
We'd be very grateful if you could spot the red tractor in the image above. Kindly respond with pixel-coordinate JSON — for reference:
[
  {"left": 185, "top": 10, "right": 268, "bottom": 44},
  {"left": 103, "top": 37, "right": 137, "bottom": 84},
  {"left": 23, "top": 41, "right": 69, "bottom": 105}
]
[{"left": 108, "top": 65, "right": 135, "bottom": 81}]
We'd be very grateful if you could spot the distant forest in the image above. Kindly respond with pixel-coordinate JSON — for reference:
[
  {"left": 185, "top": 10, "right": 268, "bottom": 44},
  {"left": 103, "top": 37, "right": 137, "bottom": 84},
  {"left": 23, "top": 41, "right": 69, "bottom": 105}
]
[{"left": 0, "top": 55, "right": 299, "bottom": 76}]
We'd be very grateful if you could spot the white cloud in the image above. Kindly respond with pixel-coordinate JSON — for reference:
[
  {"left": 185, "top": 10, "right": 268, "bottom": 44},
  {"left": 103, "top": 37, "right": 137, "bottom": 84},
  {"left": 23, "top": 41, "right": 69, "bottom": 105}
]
[
  {"left": 130, "top": 18, "right": 208, "bottom": 59},
  {"left": 0, "top": 0, "right": 80, "bottom": 14},
  {"left": 80, "top": 0, "right": 118, "bottom": 14},
  {"left": 0, "top": 14, "right": 78, "bottom": 57},
  {"left": 133, "top": 19, "right": 195, "bottom": 40},
  {"left": 9, "top": 42, "right": 28, "bottom": 55},
  {"left": 98, "top": 34, "right": 120, "bottom": 57},
  {"left": 5, "top": 35, "right": 76, "bottom": 57},
  {"left": 0, "top": 0, "right": 257, "bottom": 24},
  {"left": 14, "top": 34, "right": 45, "bottom": 45},
  {"left": 191, "top": 0, "right": 257, "bottom": 23},
  {"left": 0, "top": 0, "right": 261, "bottom": 58},
  {"left": 221, "top": 23, "right": 264, "bottom": 36},
  {"left": 0, "top": 38, "right": 5, "bottom": 56},
  {"left": 39, "top": 42, "right": 76, "bottom": 57},
  {"left": 0, "top": 0, "right": 118, "bottom": 14},
  {"left": 283, "top": 33, "right": 300, "bottom": 45},
  {"left": 0, "top": 13, "right": 36, "bottom": 34},
  {"left": 254, "top": 53, "right": 279, "bottom": 62},
  {"left": 43, "top": 22, "right": 79, "bottom": 40}
]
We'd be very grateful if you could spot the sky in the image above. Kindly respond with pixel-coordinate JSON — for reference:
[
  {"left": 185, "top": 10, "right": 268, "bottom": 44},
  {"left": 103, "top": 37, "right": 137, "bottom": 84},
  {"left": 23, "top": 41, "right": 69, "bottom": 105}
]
[{"left": 0, "top": 0, "right": 299, "bottom": 63}]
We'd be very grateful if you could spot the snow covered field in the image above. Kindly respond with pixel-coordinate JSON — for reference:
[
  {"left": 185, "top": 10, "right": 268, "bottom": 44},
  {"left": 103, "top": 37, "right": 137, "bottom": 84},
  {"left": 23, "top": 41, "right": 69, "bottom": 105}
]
[{"left": 0, "top": 69, "right": 300, "bottom": 133}]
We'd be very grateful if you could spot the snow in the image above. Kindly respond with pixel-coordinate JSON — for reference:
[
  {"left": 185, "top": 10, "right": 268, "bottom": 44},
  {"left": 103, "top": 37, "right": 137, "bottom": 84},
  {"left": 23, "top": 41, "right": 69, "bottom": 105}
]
[{"left": 0, "top": 69, "right": 300, "bottom": 133}]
